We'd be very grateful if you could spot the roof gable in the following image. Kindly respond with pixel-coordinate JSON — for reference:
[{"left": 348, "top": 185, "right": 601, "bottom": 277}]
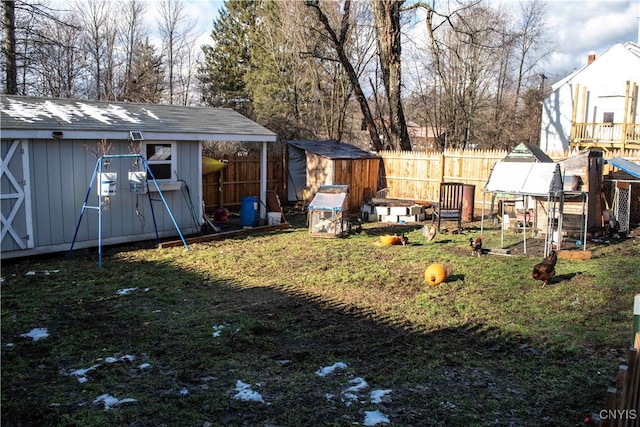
[
  {"left": 0, "top": 95, "right": 276, "bottom": 142},
  {"left": 502, "top": 142, "right": 553, "bottom": 163},
  {"left": 551, "top": 42, "right": 640, "bottom": 91}
]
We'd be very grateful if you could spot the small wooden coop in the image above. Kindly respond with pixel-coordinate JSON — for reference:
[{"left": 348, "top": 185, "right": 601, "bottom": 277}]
[
  {"left": 286, "top": 140, "right": 380, "bottom": 211},
  {"left": 308, "top": 185, "right": 350, "bottom": 238}
]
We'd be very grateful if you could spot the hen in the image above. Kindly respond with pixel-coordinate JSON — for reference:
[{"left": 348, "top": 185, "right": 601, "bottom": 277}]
[
  {"left": 469, "top": 234, "right": 482, "bottom": 256},
  {"left": 422, "top": 223, "right": 437, "bottom": 242},
  {"left": 532, "top": 250, "right": 557, "bottom": 287}
]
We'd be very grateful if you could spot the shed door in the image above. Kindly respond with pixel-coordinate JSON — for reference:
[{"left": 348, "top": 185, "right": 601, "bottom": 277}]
[{"left": 1, "top": 140, "right": 34, "bottom": 251}]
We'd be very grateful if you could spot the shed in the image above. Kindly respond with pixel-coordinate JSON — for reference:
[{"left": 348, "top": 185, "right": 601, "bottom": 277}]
[
  {"left": 1, "top": 95, "right": 276, "bottom": 259},
  {"left": 481, "top": 162, "right": 567, "bottom": 254},
  {"left": 286, "top": 139, "right": 380, "bottom": 211}
]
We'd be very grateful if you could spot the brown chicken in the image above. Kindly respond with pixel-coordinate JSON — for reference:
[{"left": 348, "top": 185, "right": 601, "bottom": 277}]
[
  {"left": 469, "top": 235, "right": 482, "bottom": 256},
  {"left": 532, "top": 250, "right": 557, "bottom": 287},
  {"left": 423, "top": 223, "right": 437, "bottom": 242}
]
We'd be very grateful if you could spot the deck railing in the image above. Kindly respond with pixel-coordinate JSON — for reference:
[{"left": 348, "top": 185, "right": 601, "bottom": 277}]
[{"left": 572, "top": 123, "right": 640, "bottom": 150}]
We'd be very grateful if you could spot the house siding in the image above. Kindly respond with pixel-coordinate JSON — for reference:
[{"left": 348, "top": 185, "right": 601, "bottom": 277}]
[
  {"left": 540, "top": 43, "right": 640, "bottom": 152},
  {"left": 1, "top": 137, "right": 201, "bottom": 259}
]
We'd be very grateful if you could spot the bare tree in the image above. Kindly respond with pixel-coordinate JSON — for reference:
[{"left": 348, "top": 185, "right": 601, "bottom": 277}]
[
  {"left": 117, "top": 0, "right": 147, "bottom": 100},
  {"left": 76, "top": 0, "right": 114, "bottom": 100},
  {"left": 156, "top": 0, "right": 199, "bottom": 105},
  {"left": 32, "top": 10, "right": 85, "bottom": 97},
  {"left": 371, "top": 0, "right": 411, "bottom": 150},
  {"left": 305, "top": 0, "right": 384, "bottom": 150},
  {"left": 3, "top": 0, "right": 17, "bottom": 94}
]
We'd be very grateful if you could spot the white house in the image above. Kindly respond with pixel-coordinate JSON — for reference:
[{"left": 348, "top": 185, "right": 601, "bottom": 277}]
[{"left": 539, "top": 42, "right": 640, "bottom": 152}]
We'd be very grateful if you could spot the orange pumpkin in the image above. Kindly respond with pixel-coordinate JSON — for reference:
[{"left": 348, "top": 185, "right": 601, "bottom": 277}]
[
  {"left": 424, "top": 263, "right": 448, "bottom": 286},
  {"left": 379, "top": 234, "right": 401, "bottom": 245}
]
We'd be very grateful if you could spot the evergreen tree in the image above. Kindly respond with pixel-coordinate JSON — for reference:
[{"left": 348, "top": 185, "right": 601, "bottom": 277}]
[{"left": 198, "top": 0, "right": 257, "bottom": 117}]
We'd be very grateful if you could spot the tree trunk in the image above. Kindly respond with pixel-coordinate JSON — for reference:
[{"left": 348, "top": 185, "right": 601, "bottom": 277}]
[
  {"left": 306, "top": 0, "right": 383, "bottom": 151},
  {"left": 371, "top": 0, "right": 411, "bottom": 151},
  {"left": 3, "top": 0, "right": 17, "bottom": 94}
]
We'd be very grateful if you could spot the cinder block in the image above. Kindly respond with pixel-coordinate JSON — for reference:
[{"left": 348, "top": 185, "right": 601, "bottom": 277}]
[
  {"left": 361, "top": 203, "right": 374, "bottom": 214},
  {"left": 375, "top": 206, "right": 390, "bottom": 216},
  {"left": 408, "top": 205, "right": 424, "bottom": 215},
  {"left": 382, "top": 215, "right": 399, "bottom": 223},
  {"left": 389, "top": 206, "right": 409, "bottom": 216}
]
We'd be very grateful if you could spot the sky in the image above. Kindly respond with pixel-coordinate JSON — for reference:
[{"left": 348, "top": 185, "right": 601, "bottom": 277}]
[{"left": 184, "top": 0, "right": 640, "bottom": 83}]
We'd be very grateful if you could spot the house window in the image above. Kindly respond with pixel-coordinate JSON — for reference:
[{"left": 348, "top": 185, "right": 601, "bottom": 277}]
[
  {"left": 144, "top": 142, "right": 176, "bottom": 180},
  {"left": 603, "top": 112, "right": 614, "bottom": 125}
]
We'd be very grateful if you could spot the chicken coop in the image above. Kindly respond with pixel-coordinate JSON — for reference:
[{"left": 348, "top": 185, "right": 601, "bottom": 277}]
[
  {"left": 482, "top": 161, "right": 566, "bottom": 255},
  {"left": 604, "top": 156, "right": 640, "bottom": 235},
  {"left": 308, "top": 185, "right": 350, "bottom": 238}
]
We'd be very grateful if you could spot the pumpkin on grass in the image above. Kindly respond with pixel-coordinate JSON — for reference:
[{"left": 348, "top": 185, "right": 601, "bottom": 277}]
[{"left": 424, "top": 263, "right": 448, "bottom": 286}]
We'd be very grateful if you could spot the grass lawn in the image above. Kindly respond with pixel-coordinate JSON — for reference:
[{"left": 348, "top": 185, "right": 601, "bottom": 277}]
[{"left": 2, "top": 212, "right": 639, "bottom": 426}]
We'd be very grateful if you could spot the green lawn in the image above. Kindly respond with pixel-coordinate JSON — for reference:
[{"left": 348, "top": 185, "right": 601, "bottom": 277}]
[{"left": 2, "top": 213, "right": 638, "bottom": 426}]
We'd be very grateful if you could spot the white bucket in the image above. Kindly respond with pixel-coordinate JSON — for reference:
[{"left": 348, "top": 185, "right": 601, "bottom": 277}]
[
  {"left": 128, "top": 171, "right": 147, "bottom": 194},
  {"left": 267, "top": 212, "right": 281, "bottom": 225},
  {"left": 97, "top": 172, "right": 117, "bottom": 196}
]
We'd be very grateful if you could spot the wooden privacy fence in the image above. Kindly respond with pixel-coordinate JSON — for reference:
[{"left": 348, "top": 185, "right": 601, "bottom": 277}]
[
  {"left": 378, "top": 148, "right": 640, "bottom": 211},
  {"left": 202, "top": 149, "right": 640, "bottom": 214},
  {"left": 202, "top": 155, "right": 285, "bottom": 214},
  {"left": 590, "top": 332, "right": 640, "bottom": 427}
]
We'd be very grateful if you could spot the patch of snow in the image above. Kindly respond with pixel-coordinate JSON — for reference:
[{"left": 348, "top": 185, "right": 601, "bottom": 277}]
[
  {"left": 233, "top": 380, "right": 269, "bottom": 404},
  {"left": 316, "top": 362, "right": 348, "bottom": 377},
  {"left": 370, "top": 389, "right": 392, "bottom": 404},
  {"left": 20, "top": 328, "right": 49, "bottom": 341},
  {"left": 117, "top": 287, "right": 138, "bottom": 295},
  {"left": 212, "top": 325, "right": 225, "bottom": 337},
  {"left": 139, "top": 363, "right": 152, "bottom": 370},
  {"left": 105, "top": 355, "right": 135, "bottom": 363},
  {"left": 180, "top": 387, "right": 189, "bottom": 395},
  {"left": 26, "top": 271, "right": 36, "bottom": 275},
  {"left": 346, "top": 377, "right": 368, "bottom": 393},
  {"left": 93, "top": 393, "right": 137, "bottom": 410},
  {"left": 363, "top": 409, "right": 390, "bottom": 426}
]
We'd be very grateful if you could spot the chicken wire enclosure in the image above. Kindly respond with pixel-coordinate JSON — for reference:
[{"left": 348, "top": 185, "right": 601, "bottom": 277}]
[{"left": 308, "top": 185, "right": 349, "bottom": 238}]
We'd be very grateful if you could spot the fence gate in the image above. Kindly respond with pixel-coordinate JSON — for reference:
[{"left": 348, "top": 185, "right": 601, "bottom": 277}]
[{"left": 1, "top": 139, "right": 34, "bottom": 252}]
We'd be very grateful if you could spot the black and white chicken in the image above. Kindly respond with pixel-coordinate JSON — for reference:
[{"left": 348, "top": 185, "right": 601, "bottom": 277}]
[{"left": 469, "top": 234, "right": 483, "bottom": 257}]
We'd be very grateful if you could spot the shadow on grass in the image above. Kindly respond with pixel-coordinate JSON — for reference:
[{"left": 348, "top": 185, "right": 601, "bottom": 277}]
[{"left": 0, "top": 247, "right": 617, "bottom": 427}]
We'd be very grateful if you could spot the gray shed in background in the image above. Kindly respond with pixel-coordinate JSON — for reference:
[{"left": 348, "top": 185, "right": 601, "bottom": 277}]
[{"left": 1, "top": 95, "right": 276, "bottom": 259}]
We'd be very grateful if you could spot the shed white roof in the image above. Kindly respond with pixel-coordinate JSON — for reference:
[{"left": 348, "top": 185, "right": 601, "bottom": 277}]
[{"left": 484, "top": 162, "right": 564, "bottom": 196}]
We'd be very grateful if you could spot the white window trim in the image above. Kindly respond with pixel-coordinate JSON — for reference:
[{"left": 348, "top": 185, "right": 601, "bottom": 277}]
[{"left": 143, "top": 141, "right": 177, "bottom": 182}]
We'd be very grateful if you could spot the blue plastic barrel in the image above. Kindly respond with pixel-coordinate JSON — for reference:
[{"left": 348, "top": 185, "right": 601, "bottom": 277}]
[{"left": 239, "top": 196, "right": 258, "bottom": 227}]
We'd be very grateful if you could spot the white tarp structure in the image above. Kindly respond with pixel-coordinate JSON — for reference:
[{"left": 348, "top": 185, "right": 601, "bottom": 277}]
[
  {"left": 482, "top": 162, "right": 565, "bottom": 255},
  {"left": 484, "top": 162, "right": 563, "bottom": 196}
]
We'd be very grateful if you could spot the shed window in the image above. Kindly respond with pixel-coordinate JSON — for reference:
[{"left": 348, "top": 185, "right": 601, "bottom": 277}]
[
  {"left": 603, "top": 112, "right": 614, "bottom": 124},
  {"left": 144, "top": 142, "right": 176, "bottom": 180}
]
